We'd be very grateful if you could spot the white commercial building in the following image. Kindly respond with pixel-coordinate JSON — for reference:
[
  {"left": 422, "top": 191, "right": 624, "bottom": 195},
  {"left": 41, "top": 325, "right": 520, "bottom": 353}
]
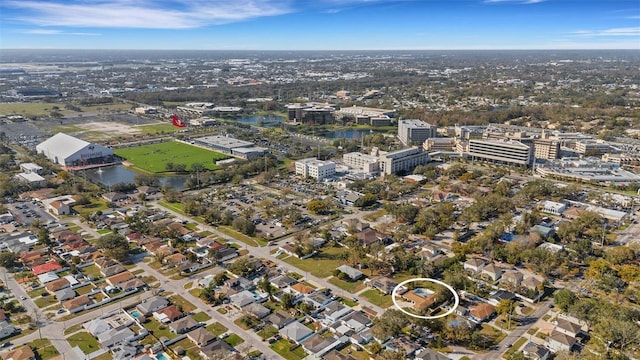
[
  {"left": 36, "top": 133, "right": 114, "bottom": 168},
  {"left": 468, "top": 139, "right": 531, "bottom": 166},
  {"left": 295, "top": 158, "right": 336, "bottom": 181},
  {"left": 343, "top": 152, "right": 379, "bottom": 174},
  {"left": 398, "top": 119, "right": 437, "bottom": 145},
  {"left": 379, "top": 147, "right": 431, "bottom": 175}
]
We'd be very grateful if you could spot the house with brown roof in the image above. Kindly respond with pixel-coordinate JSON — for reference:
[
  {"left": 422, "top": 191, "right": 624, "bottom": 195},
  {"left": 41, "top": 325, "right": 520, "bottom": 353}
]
[
  {"left": 63, "top": 294, "right": 91, "bottom": 313},
  {"left": 119, "top": 278, "right": 146, "bottom": 292},
  {"left": 187, "top": 327, "right": 216, "bottom": 347},
  {"left": 44, "top": 278, "right": 70, "bottom": 293},
  {"left": 522, "top": 276, "right": 542, "bottom": 292},
  {"left": 1, "top": 345, "right": 35, "bottom": 360},
  {"left": 469, "top": 302, "right": 496, "bottom": 323},
  {"left": 356, "top": 228, "right": 391, "bottom": 247},
  {"left": 163, "top": 253, "right": 187, "bottom": 266},
  {"left": 290, "top": 283, "right": 315, "bottom": 296},
  {"left": 101, "top": 264, "right": 126, "bottom": 277},
  {"left": 49, "top": 200, "right": 71, "bottom": 215},
  {"left": 546, "top": 330, "right": 577, "bottom": 353},
  {"left": 554, "top": 318, "right": 585, "bottom": 338},
  {"left": 402, "top": 290, "right": 437, "bottom": 312},
  {"left": 153, "top": 304, "right": 183, "bottom": 324},
  {"left": 31, "top": 261, "right": 62, "bottom": 276},
  {"left": 106, "top": 271, "right": 135, "bottom": 287},
  {"left": 94, "top": 257, "right": 119, "bottom": 269}
]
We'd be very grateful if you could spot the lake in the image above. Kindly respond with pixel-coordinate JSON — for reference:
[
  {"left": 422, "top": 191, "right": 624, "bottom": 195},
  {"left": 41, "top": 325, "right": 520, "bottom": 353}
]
[{"left": 83, "top": 165, "right": 189, "bottom": 190}]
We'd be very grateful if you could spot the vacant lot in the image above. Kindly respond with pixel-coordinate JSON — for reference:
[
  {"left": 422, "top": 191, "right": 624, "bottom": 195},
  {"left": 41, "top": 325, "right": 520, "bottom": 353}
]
[{"left": 115, "top": 141, "right": 228, "bottom": 173}]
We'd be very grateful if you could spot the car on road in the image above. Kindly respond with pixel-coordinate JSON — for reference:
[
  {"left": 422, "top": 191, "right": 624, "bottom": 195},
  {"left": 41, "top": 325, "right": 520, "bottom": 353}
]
[
  {"left": 504, "top": 344, "right": 512, "bottom": 348},
  {"left": 1, "top": 342, "right": 11, "bottom": 348},
  {"left": 19, "top": 296, "right": 26, "bottom": 300}
]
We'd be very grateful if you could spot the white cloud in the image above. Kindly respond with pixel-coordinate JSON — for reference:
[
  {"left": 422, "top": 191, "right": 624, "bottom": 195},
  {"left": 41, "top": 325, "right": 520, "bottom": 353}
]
[
  {"left": 572, "top": 27, "right": 640, "bottom": 37},
  {"left": 23, "top": 29, "right": 100, "bottom": 36},
  {"left": 4, "top": 0, "right": 293, "bottom": 29}
]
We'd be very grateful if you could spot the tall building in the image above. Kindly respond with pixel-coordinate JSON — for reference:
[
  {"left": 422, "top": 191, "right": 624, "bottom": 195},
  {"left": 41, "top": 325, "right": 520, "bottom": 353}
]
[
  {"left": 295, "top": 158, "right": 336, "bottom": 181},
  {"left": 533, "top": 139, "right": 560, "bottom": 160},
  {"left": 398, "top": 120, "right": 437, "bottom": 145},
  {"left": 379, "top": 147, "right": 431, "bottom": 175},
  {"left": 468, "top": 139, "right": 531, "bottom": 166}
]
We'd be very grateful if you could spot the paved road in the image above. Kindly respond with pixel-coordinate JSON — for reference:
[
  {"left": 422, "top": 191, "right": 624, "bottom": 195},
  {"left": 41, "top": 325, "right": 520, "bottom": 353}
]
[
  {"left": 152, "top": 202, "right": 385, "bottom": 315},
  {"left": 475, "top": 300, "right": 552, "bottom": 360},
  {"left": 133, "top": 259, "right": 280, "bottom": 359}
]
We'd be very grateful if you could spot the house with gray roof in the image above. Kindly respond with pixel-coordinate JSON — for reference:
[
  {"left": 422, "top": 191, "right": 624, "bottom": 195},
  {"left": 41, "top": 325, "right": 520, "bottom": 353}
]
[
  {"left": 187, "top": 327, "right": 216, "bottom": 347},
  {"left": 243, "top": 302, "right": 271, "bottom": 319},
  {"left": 280, "top": 321, "right": 313, "bottom": 344},
  {"left": 83, "top": 318, "right": 111, "bottom": 336},
  {"left": 54, "top": 287, "right": 76, "bottom": 302},
  {"left": 522, "top": 342, "right": 550, "bottom": 360},
  {"left": 229, "top": 290, "right": 256, "bottom": 308},
  {"left": 200, "top": 340, "right": 235, "bottom": 359},
  {"left": 0, "top": 321, "right": 17, "bottom": 340},
  {"left": 302, "top": 333, "right": 345, "bottom": 357},
  {"left": 266, "top": 310, "right": 296, "bottom": 329},
  {"left": 270, "top": 275, "right": 298, "bottom": 289},
  {"left": 336, "top": 265, "right": 363, "bottom": 281},
  {"left": 97, "top": 327, "right": 135, "bottom": 348},
  {"left": 169, "top": 316, "right": 200, "bottom": 334},
  {"left": 136, "top": 296, "right": 169, "bottom": 316},
  {"left": 323, "top": 301, "right": 353, "bottom": 324}
]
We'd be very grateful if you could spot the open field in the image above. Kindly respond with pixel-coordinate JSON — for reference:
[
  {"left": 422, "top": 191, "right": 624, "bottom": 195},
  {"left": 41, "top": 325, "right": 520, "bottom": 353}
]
[
  {"left": 281, "top": 246, "right": 347, "bottom": 278},
  {"left": 114, "top": 141, "right": 228, "bottom": 173},
  {"left": 0, "top": 102, "right": 131, "bottom": 117}
]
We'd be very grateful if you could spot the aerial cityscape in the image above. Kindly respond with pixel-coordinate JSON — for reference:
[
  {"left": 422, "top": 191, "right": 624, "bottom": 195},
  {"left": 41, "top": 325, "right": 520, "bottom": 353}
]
[{"left": 0, "top": 1, "right": 639, "bottom": 360}]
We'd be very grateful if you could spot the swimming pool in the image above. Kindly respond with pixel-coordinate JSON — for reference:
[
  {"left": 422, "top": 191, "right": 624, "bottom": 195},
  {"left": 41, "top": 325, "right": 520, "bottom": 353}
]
[
  {"left": 155, "top": 352, "right": 170, "bottom": 360},
  {"left": 413, "top": 288, "right": 434, "bottom": 297},
  {"left": 130, "top": 310, "right": 143, "bottom": 319}
]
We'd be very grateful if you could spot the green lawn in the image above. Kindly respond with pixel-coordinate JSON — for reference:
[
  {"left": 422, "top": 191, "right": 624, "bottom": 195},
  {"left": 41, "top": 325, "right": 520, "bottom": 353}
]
[
  {"left": 360, "top": 289, "right": 393, "bottom": 308},
  {"left": 270, "top": 339, "right": 308, "bottom": 360},
  {"left": 169, "top": 294, "right": 196, "bottom": 312},
  {"left": 257, "top": 325, "right": 279, "bottom": 340},
  {"left": 143, "top": 318, "right": 177, "bottom": 340},
  {"left": 503, "top": 337, "right": 528, "bottom": 358},
  {"left": 30, "top": 339, "right": 60, "bottom": 360},
  {"left": 224, "top": 333, "right": 245, "bottom": 347},
  {"left": 192, "top": 312, "right": 211, "bottom": 322},
  {"left": 281, "top": 246, "right": 348, "bottom": 278},
  {"left": 217, "top": 226, "right": 267, "bottom": 247},
  {"left": 327, "top": 277, "right": 366, "bottom": 293},
  {"left": 0, "top": 102, "right": 66, "bottom": 116},
  {"left": 34, "top": 296, "right": 58, "bottom": 308},
  {"left": 206, "top": 322, "right": 228, "bottom": 336},
  {"left": 114, "top": 141, "right": 228, "bottom": 173},
  {"left": 67, "top": 331, "right": 100, "bottom": 354},
  {"left": 135, "top": 123, "right": 183, "bottom": 135}
]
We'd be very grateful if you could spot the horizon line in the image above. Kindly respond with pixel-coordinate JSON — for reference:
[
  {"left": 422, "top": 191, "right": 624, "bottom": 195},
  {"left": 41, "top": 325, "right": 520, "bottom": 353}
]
[{"left": 2, "top": 48, "right": 639, "bottom": 51}]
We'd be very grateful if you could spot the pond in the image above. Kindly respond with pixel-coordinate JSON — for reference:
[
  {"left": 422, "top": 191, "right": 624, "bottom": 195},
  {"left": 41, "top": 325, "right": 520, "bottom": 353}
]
[
  {"left": 230, "top": 115, "right": 284, "bottom": 127},
  {"left": 82, "top": 165, "right": 189, "bottom": 190},
  {"left": 322, "top": 129, "right": 375, "bottom": 139}
]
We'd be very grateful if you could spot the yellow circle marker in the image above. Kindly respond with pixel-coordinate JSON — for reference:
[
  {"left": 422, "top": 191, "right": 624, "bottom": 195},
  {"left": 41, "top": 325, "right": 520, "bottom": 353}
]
[{"left": 391, "top": 277, "right": 460, "bottom": 320}]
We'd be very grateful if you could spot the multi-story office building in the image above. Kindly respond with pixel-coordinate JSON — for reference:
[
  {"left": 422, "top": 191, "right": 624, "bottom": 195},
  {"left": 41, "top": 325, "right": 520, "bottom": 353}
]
[
  {"left": 423, "top": 138, "right": 456, "bottom": 152},
  {"left": 468, "top": 139, "right": 531, "bottom": 166},
  {"left": 295, "top": 158, "right": 336, "bottom": 181},
  {"left": 398, "top": 120, "right": 437, "bottom": 145},
  {"left": 286, "top": 103, "right": 335, "bottom": 124},
  {"left": 575, "top": 140, "right": 612, "bottom": 155},
  {"left": 379, "top": 147, "right": 431, "bottom": 175},
  {"left": 533, "top": 139, "right": 560, "bottom": 160},
  {"left": 343, "top": 152, "right": 380, "bottom": 174}
]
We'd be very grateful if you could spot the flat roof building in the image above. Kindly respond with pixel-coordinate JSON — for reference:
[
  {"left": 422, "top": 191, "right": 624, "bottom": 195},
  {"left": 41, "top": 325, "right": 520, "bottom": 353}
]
[
  {"left": 379, "top": 147, "right": 431, "bottom": 175},
  {"left": 468, "top": 139, "right": 531, "bottom": 166},
  {"left": 343, "top": 152, "right": 379, "bottom": 174},
  {"left": 295, "top": 158, "right": 336, "bottom": 181},
  {"left": 193, "top": 135, "right": 253, "bottom": 154},
  {"left": 398, "top": 119, "right": 437, "bottom": 146}
]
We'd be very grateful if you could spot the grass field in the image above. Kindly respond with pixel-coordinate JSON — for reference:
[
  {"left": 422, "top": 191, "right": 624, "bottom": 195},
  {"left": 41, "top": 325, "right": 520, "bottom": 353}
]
[
  {"left": 67, "top": 331, "right": 100, "bottom": 354},
  {"left": 270, "top": 339, "right": 308, "bottom": 360},
  {"left": 360, "top": 289, "right": 393, "bottom": 308},
  {"left": 135, "top": 123, "right": 182, "bottom": 135},
  {"left": 0, "top": 102, "right": 130, "bottom": 116},
  {"left": 115, "top": 141, "right": 228, "bottom": 173},
  {"left": 281, "top": 246, "right": 347, "bottom": 278}
]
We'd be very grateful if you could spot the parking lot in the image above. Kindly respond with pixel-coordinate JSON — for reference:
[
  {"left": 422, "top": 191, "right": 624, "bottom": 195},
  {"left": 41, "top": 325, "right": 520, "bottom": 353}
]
[{"left": 7, "top": 200, "right": 57, "bottom": 226}]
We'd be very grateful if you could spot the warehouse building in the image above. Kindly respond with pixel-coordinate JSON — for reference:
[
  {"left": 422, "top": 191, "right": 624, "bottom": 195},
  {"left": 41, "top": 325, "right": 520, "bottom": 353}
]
[
  {"left": 192, "top": 135, "right": 266, "bottom": 159},
  {"left": 36, "top": 133, "right": 114, "bottom": 168}
]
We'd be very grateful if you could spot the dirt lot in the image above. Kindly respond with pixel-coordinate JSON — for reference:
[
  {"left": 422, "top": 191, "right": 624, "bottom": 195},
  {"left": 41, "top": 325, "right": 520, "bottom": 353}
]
[{"left": 78, "top": 121, "right": 140, "bottom": 135}]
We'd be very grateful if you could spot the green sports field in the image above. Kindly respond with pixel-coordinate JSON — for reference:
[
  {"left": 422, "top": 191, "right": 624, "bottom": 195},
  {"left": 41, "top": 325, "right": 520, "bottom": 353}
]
[{"left": 115, "top": 141, "right": 229, "bottom": 173}]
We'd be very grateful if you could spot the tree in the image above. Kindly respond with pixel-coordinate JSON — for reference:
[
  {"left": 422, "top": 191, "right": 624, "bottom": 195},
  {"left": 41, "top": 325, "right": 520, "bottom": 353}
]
[
  {"left": 372, "top": 309, "right": 406, "bottom": 340},
  {"left": 96, "top": 233, "right": 130, "bottom": 262},
  {"left": 0, "top": 253, "right": 19, "bottom": 269},
  {"left": 281, "top": 293, "right": 295, "bottom": 309},
  {"left": 496, "top": 299, "right": 516, "bottom": 329},
  {"left": 553, "top": 289, "right": 577, "bottom": 313},
  {"left": 306, "top": 200, "right": 328, "bottom": 215}
]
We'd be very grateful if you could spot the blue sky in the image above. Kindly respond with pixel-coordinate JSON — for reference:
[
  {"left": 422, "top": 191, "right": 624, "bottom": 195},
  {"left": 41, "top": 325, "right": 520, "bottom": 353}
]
[{"left": 1, "top": 0, "right": 639, "bottom": 50}]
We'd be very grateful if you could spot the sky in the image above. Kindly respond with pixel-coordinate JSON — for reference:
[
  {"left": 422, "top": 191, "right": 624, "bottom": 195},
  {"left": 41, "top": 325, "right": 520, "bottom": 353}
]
[{"left": 0, "top": 0, "right": 639, "bottom": 50}]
